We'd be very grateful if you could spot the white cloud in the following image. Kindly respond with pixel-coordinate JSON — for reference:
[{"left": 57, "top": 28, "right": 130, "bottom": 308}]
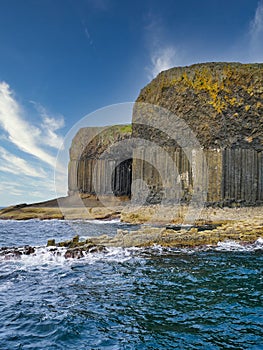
[
  {"left": 249, "top": 0, "right": 263, "bottom": 61},
  {"left": 144, "top": 2, "right": 263, "bottom": 75},
  {"left": 0, "top": 146, "right": 46, "bottom": 178},
  {"left": 0, "top": 82, "right": 63, "bottom": 168},
  {"left": 0, "top": 176, "right": 57, "bottom": 202},
  {"left": 148, "top": 46, "right": 179, "bottom": 79},
  {"left": 251, "top": 1, "right": 263, "bottom": 35},
  {"left": 82, "top": 24, "right": 93, "bottom": 45},
  {"left": 30, "top": 101, "right": 64, "bottom": 149},
  {"left": 0, "top": 182, "right": 25, "bottom": 196},
  {"left": 144, "top": 12, "right": 181, "bottom": 80},
  {"left": 0, "top": 81, "right": 66, "bottom": 205}
]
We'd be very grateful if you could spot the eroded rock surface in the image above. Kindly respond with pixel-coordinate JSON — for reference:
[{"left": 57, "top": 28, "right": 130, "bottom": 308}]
[
  {"left": 1, "top": 217, "right": 262, "bottom": 261},
  {"left": 134, "top": 62, "right": 263, "bottom": 150}
]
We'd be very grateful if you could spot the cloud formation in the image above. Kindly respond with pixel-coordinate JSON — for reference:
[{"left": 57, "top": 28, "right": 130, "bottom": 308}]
[
  {"left": 249, "top": 0, "right": 263, "bottom": 61},
  {"left": 31, "top": 101, "right": 64, "bottom": 149},
  {"left": 0, "top": 176, "right": 57, "bottom": 201},
  {"left": 0, "top": 82, "right": 64, "bottom": 168},
  {"left": 145, "top": 1, "right": 263, "bottom": 77},
  {"left": 144, "top": 12, "right": 181, "bottom": 80},
  {"left": 0, "top": 81, "right": 66, "bottom": 204},
  {"left": 251, "top": 1, "right": 263, "bottom": 35},
  {"left": 148, "top": 46, "right": 179, "bottom": 79},
  {"left": 0, "top": 146, "right": 47, "bottom": 178},
  {"left": 0, "top": 181, "right": 25, "bottom": 196},
  {"left": 82, "top": 24, "right": 93, "bottom": 45}
]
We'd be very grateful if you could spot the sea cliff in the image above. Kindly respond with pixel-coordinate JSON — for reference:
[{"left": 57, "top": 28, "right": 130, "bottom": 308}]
[{"left": 0, "top": 62, "right": 262, "bottom": 248}]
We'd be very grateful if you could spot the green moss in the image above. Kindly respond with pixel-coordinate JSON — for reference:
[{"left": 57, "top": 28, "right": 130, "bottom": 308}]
[
  {"left": 118, "top": 124, "right": 132, "bottom": 134},
  {"left": 101, "top": 124, "right": 132, "bottom": 138},
  {"left": 134, "top": 62, "right": 263, "bottom": 149},
  {"left": 93, "top": 124, "right": 132, "bottom": 145},
  {"left": 143, "top": 63, "right": 263, "bottom": 115}
]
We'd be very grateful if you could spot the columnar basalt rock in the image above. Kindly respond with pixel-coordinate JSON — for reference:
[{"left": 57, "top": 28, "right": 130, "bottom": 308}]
[
  {"left": 132, "top": 62, "right": 263, "bottom": 205},
  {"left": 68, "top": 62, "right": 263, "bottom": 207},
  {"left": 134, "top": 62, "right": 263, "bottom": 150},
  {"left": 68, "top": 124, "right": 133, "bottom": 197}
]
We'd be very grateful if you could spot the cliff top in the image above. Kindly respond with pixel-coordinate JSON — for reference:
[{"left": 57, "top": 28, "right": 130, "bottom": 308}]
[
  {"left": 134, "top": 62, "right": 263, "bottom": 149},
  {"left": 70, "top": 124, "right": 132, "bottom": 160}
]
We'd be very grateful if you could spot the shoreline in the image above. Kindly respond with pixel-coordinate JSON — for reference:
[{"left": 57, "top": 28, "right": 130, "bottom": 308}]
[
  {"left": 0, "top": 197, "right": 262, "bottom": 251},
  {"left": 0, "top": 197, "right": 262, "bottom": 224},
  {"left": 1, "top": 216, "right": 262, "bottom": 260}
]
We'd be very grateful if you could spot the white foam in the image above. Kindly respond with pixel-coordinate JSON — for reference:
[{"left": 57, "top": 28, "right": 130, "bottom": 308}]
[
  {"left": 1, "top": 245, "right": 144, "bottom": 267},
  {"left": 20, "top": 246, "right": 67, "bottom": 266},
  {"left": 0, "top": 219, "right": 19, "bottom": 224},
  {"left": 2, "top": 236, "right": 263, "bottom": 268},
  {"left": 0, "top": 281, "right": 13, "bottom": 292},
  {"left": 216, "top": 238, "right": 263, "bottom": 251},
  {"left": 256, "top": 237, "right": 263, "bottom": 244},
  {"left": 217, "top": 240, "right": 245, "bottom": 250},
  {"left": 102, "top": 247, "right": 134, "bottom": 261},
  {"left": 66, "top": 218, "right": 121, "bottom": 225}
]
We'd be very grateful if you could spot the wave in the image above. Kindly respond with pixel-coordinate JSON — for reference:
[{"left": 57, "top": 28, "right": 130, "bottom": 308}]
[
  {"left": 0, "top": 246, "right": 140, "bottom": 268},
  {"left": 1, "top": 237, "right": 262, "bottom": 269},
  {"left": 0, "top": 280, "right": 13, "bottom": 292},
  {"left": 68, "top": 218, "right": 121, "bottom": 224},
  {"left": 215, "top": 238, "right": 263, "bottom": 251}
]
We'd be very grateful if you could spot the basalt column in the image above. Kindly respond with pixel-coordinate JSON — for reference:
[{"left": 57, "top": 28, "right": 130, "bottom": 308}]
[{"left": 68, "top": 125, "right": 133, "bottom": 198}]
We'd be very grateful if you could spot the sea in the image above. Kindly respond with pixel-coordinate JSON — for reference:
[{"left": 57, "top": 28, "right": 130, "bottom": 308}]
[{"left": 0, "top": 219, "right": 262, "bottom": 349}]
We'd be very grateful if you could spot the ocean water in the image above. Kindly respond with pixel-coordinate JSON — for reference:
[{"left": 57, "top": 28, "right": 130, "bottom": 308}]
[{"left": 0, "top": 220, "right": 262, "bottom": 349}]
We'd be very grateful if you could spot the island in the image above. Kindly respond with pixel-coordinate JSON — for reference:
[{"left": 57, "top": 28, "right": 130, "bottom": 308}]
[{"left": 1, "top": 62, "right": 262, "bottom": 250}]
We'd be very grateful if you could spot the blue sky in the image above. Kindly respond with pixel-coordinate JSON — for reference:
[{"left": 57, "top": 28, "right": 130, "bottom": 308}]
[{"left": 0, "top": 0, "right": 262, "bottom": 206}]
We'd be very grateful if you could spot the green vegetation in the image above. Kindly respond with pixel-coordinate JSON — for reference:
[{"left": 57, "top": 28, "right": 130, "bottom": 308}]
[
  {"left": 119, "top": 124, "right": 132, "bottom": 133},
  {"left": 135, "top": 62, "right": 263, "bottom": 149},
  {"left": 140, "top": 63, "right": 263, "bottom": 115}
]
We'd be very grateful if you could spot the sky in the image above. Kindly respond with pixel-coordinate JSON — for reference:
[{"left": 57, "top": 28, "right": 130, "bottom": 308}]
[{"left": 0, "top": 0, "right": 262, "bottom": 206}]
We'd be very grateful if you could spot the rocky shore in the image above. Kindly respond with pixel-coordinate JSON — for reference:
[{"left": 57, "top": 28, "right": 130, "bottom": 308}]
[
  {"left": 0, "top": 208, "right": 262, "bottom": 259},
  {"left": 58, "top": 215, "right": 262, "bottom": 253},
  {"left": 41, "top": 211, "right": 263, "bottom": 250},
  {"left": 0, "top": 195, "right": 125, "bottom": 220},
  {"left": 0, "top": 196, "right": 262, "bottom": 255},
  {"left": 1, "top": 196, "right": 263, "bottom": 224}
]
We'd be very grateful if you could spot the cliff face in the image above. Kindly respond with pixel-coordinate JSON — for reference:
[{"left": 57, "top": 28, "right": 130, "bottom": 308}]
[
  {"left": 70, "top": 124, "right": 132, "bottom": 160},
  {"left": 133, "top": 62, "right": 263, "bottom": 150},
  {"left": 131, "top": 62, "right": 263, "bottom": 205},
  {"left": 68, "top": 62, "right": 263, "bottom": 206},
  {"left": 68, "top": 125, "right": 132, "bottom": 196}
]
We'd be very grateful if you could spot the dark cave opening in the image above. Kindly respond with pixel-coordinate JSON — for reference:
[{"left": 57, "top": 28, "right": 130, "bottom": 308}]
[{"left": 112, "top": 158, "right": 132, "bottom": 197}]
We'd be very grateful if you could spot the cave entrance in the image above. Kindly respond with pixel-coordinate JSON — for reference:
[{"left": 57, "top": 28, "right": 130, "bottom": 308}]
[{"left": 112, "top": 158, "right": 132, "bottom": 197}]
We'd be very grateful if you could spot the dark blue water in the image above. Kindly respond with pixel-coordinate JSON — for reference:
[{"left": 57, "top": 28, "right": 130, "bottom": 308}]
[{"left": 0, "top": 220, "right": 262, "bottom": 349}]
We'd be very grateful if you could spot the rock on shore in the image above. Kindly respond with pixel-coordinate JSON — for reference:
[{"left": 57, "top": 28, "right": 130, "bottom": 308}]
[
  {"left": 52, "top": 216, "right": 263, "bottom": 254},
  {"left": 1, "top": 216, "right": 262, "bottom": 260},
  {"left": 0, "top": 195, "right": 124, "bottom": 220}
]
